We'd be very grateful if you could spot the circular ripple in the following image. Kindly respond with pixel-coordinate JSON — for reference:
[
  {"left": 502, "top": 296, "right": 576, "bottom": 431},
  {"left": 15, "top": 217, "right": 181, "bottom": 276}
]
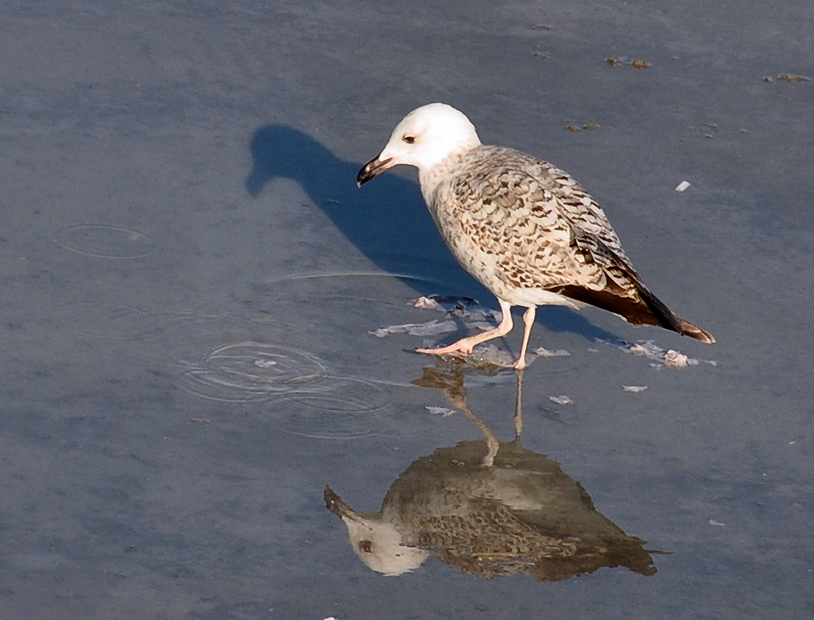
[
  {"left": 203, "top": 342, "right": 330, "bottom": 387},
  {"left": 273, "top": 377, "right": 392, "bottom": 439},
  {"left": 178, "top": 342, "right": 331, "bottom": 402},
  {"left": 177, "top": 370, "right": 275, "bottom": 403},
  {"left": 53, "top": 224, "right": 154, "bottom": 259},
  {"left": 203, "top": 272, "right": 443, "bottom": 383}
]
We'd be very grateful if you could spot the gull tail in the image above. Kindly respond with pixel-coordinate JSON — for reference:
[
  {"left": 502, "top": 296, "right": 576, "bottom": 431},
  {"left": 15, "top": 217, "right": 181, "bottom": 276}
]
[
  {"left": 565, "top": 236, "right": 715, "bottom": 343},
  {"left": 557, "top": 283, "right": 715, "bottom": 344},
  {"left": 636, "top": 286, "right": 715, "bottom": 344}
]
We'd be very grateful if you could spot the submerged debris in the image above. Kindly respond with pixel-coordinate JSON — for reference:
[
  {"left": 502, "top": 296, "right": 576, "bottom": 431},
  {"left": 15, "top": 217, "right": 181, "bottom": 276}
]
[
  {"left": 426, "top": 406, "right": 456, "bottom": 417},
  {"left": 566, "top": 123, "right": 600, "bottom": 132},
  {"left": 605, "top": 57, "right": 650, "bottom": 69},
  {"left": 603, "top": 338, "right": 716, "bottom": 369},
  {"left": 778, "top": 73, "right": 810, "bottom": 82},
  {"left": 466, "top": 345, "right": 518, "bottom": 369},
  {"left": 534, "top": 347, "right": 570, "bottom": 358},
  {"left": 370, "top": 319, "right": 459, "bottom": 338},
  {"left": 413, "top": 295, "right": 442, "bottom": 310},
  {"left": 664, "top": 349, "right": 690, "bottom": 369},
  {"left": 412, "top": 295, "right": 495, "bottom": 321},
  {"left": 372, "top": 295, "right": 498, "bottom": 339}
]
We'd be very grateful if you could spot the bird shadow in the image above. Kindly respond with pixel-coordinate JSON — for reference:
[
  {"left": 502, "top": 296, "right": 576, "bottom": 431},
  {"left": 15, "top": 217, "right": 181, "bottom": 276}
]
[{"left": 245, "top": 123, "right": 622, "bottom": 344}]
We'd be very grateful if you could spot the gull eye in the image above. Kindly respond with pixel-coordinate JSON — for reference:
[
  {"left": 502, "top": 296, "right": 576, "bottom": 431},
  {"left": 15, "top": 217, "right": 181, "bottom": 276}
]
[{"left": 403, "top": 135, "right": 415, "bottom": 144}]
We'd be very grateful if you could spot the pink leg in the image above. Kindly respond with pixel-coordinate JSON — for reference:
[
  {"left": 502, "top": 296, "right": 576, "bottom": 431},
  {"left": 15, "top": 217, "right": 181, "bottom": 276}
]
[
  {"left": 416, "top": 299, "right": 514, "bottom": 358},
  {"left": 513, "top": 306, "right": 536, "bottom": 370}
]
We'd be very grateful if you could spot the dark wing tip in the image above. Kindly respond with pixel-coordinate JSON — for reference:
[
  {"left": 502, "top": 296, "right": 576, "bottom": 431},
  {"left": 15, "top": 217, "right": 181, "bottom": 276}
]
[
  {"left": 675, "top": 318, "right": 715, "bottom": 344},
  {"left": 557, "top": 283, "right": 715, "bottom": 343},
  {"left": 639, "top": 286, "right": 715, "bottom": 343}
]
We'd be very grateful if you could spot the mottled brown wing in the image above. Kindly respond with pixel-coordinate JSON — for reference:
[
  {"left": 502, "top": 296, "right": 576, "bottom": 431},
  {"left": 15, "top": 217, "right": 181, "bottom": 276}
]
[
  {"left": 450, "top": 150, "right": 624, "bottom": 292},
  {"left": 445, "top": 147, "right": 714, "bottom": 343}
]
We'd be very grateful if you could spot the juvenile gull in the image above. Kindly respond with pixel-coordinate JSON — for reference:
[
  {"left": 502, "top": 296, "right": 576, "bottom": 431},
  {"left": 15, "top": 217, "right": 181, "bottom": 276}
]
[{"left": 357, "top": 103, "right": 714, "bottom": 370}]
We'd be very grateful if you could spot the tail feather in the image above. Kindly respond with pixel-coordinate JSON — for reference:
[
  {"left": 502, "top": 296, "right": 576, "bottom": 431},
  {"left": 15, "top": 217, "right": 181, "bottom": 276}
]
[
  {"left": 557, "top": 283, "right": 715, "bottom": 344},
  {"left": 674, "top": 316, "right": 715, "bottom": 344},
  {"left": 637, "top": 285, "right": 715, "bottom": 344},
  {"left": 566, "top": 236, "right": 715, "bottom": 344}
]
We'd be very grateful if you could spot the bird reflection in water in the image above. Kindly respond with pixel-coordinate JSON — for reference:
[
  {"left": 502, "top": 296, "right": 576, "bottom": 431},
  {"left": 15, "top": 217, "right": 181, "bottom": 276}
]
[{"left": 324, "top": 366, "right": 657, "bottom": 580}]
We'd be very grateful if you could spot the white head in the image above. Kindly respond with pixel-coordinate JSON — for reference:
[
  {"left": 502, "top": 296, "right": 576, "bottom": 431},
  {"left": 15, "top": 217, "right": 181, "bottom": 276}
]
[
  {"left": 357, "top": 103, "right": 481, "bottom": 186},
  {"left": 325, "top": 485, "right": 429, "bottom": 576},
  {"left": 339, "top": 511, "right": 429, "bottom": 576}
]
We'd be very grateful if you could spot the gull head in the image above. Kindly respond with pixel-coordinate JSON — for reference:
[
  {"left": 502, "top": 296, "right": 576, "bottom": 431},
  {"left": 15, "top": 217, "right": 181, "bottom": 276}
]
[
  {"left": 324, "top": 485, "right": 429, "bottom": 576},
  {"left": 357, "top": 103, "right": 482, "bottom": 187}
]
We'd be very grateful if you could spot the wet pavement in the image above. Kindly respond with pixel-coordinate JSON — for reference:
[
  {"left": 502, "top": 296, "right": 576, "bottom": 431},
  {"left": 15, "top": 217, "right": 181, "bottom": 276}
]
[{"left": 1, "top": 1, "right": 812, "bottom": 618}]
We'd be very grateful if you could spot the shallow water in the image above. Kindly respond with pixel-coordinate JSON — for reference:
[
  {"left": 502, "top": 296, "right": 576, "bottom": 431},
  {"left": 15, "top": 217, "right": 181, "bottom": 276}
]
[{"left": 2, "top": 1, "right": 812, "bottom": 618}]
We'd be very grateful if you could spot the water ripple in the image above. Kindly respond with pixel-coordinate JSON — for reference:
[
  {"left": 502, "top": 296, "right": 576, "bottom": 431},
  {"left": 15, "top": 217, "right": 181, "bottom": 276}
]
[
  {"left": 178, "top": 342, "right": 331, "bottom": 402},
  {"left": 53, "top": 224, "right": 154, "bottom": 259}
]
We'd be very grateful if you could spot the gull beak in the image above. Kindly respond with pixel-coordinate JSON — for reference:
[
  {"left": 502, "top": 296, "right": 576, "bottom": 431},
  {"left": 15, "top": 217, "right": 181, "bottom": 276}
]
[{"left": 357, "top": 155, "right": 394, "bottom": 187}]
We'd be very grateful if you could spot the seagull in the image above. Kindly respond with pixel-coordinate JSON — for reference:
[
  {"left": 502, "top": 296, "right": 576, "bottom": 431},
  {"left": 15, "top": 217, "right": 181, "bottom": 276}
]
[{"left": 357, "top": 103, "right": 714, "bottom": 370}]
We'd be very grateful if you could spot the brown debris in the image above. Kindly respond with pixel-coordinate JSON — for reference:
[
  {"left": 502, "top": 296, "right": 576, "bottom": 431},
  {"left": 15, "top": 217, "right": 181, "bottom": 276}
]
[
  {"left": 605, "top": 57, "right": 651, "bottom": 69},
  {"left": 778, "top": 73, "right": 810, "bottom": 82}
]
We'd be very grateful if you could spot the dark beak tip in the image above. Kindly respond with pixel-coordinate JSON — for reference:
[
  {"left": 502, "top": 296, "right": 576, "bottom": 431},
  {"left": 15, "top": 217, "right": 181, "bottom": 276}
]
[
  {"left": 356, "top": 164, "right": 372, "bottom": 188},
  {"left": 356, "top": 156, "right": 393, "bottom": 188}
]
